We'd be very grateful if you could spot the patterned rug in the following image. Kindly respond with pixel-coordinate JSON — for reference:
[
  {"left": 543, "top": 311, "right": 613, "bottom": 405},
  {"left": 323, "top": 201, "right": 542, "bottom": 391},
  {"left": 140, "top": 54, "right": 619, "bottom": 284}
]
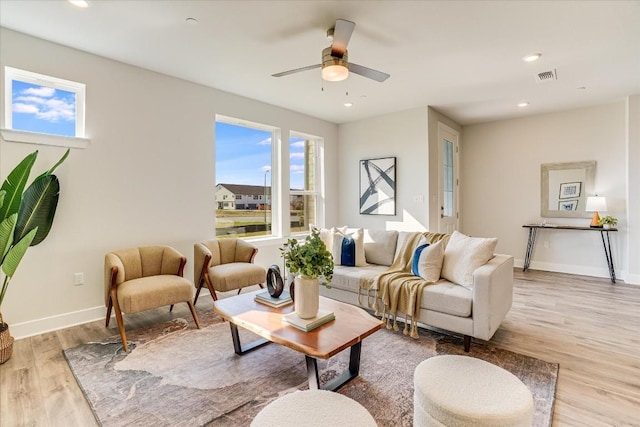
[{"left": 63, "top": 311, "right": 558, "bottom": 426}]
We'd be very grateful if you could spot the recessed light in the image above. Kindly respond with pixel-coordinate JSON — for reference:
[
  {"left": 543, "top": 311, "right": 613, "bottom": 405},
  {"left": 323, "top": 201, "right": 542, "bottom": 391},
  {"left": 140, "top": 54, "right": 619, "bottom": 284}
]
[
  {"left": 344, "top": 102, "right": 353, "bottom": 107},
  {"left": 185, "top": 17, "right": 198, "bottom": 26},
  {"left": 68, "top": 0, "right": 89, "bottom": 7},
  {"left": 522, "top": 53, "right": 542, "bottom": 62},
  {"left": 577, "top": 86, "right": 587, "bottom": 90},
  {"left": 517, "top": 102, "right": 530, "bottom": 108}
]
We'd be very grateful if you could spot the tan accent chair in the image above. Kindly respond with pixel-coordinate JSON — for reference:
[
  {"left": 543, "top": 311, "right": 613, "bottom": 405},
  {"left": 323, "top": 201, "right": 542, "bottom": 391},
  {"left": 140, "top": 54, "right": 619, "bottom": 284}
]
[
  {"left": 194, "top": 238, "right": 267, "bottom": 303},
  {"left": 105, "top": 246, "right": 200, "bottom": 352}
]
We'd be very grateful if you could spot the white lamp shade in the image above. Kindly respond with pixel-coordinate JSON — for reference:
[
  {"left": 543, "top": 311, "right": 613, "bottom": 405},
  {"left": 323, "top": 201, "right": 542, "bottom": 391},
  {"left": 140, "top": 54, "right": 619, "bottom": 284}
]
[{"left": 586, "top": 196, "right": 607, "bottom": 212}]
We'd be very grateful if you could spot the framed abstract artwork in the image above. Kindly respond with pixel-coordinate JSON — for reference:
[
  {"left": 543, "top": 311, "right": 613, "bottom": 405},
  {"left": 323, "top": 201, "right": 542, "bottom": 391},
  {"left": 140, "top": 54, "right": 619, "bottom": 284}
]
[{"left": 359, "top": 157, "right": 396, "bottom": 215}]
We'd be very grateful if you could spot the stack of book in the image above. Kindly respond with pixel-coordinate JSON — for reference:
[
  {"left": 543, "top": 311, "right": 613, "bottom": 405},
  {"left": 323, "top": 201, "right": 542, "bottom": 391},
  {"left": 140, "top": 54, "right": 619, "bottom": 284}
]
[
  {"left": 282, "top": 309, "right": 335, "bottom": 332},
  {"left": 254, "top": 290, "right": 293, "bottom": 308}
]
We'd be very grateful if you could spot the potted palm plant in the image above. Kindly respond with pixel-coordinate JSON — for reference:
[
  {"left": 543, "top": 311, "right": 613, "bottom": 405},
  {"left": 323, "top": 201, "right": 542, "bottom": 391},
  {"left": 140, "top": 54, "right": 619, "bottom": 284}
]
[
  {"left": 0, "top": 149, "right": 69, "bottom": 364},
  {"left": 280, "top": 229, "right": 334, "bottom": 319}
]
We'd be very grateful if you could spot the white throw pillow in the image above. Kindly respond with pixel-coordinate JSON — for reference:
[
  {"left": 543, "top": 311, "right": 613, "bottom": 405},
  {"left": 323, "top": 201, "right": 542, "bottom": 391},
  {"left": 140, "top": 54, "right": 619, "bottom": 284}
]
[
  {"left": 411, "top": 239, "right": 444, "bottom": 282},
  {"left": 332, "top": 228, "right": 367, "bottom": 267},
  {"left": 441, "top": 231, "right": 498, "bottom": 288},
  {"left": 363, "top": 229, "right": 399, "bottom": 266},
  {"left": 310, "top": 224, "right": 347, "bottom": 252}
]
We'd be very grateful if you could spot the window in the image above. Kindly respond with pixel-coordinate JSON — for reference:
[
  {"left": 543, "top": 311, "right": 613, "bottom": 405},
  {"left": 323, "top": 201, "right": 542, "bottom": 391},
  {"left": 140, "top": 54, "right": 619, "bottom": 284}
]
[
  {"left": 215, "top": 117, "right": 275, "bottom": 238},
  {"left": 2, "top": 67, "right": 87, "bottom": 146},
  {"left": 290, "top": 132, "right": 322, "bottom": 234}
]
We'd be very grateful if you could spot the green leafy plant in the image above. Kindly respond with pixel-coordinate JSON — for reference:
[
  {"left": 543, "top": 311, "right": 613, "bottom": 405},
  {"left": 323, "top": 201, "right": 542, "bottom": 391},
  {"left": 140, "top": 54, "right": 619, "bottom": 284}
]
[
  {"left": 599, "top": 216, "right": 618, "bottom": 226},
  {"left": 280, "top": 228, "right": 334, "bottom": 285},
  {"left": 0, "top": 149, "right": 69, "bottom": 326}
]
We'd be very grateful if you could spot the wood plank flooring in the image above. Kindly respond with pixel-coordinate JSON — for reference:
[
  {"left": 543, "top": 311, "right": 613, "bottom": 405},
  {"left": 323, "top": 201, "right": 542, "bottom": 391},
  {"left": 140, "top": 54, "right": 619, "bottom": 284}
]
[{"left": 1, "top": 270, "right": 639, "bottom": 426}]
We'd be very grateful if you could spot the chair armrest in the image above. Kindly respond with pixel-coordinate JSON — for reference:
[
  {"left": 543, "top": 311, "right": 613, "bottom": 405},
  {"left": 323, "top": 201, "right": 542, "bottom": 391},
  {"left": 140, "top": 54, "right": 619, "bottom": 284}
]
[
  {"left": 160, "top": 246, "right": 186, "bottom": 276},
  {"left": 194, "top": 242, "right": 214, "bottom": 286},
  {"left": 235, "top": 239, "right": 259, "bottom": 263},
  {"left": 104, "top": 253, "right": 125, "bottom": 306},
  {"left": 471, "top": 254, "right": 514, "bottom": 340}
]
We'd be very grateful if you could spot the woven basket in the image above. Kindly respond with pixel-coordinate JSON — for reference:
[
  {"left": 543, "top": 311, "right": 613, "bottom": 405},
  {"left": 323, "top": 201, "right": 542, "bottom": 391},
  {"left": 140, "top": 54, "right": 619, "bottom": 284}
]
[{"left": 0, "top": 323, "right": 14, "bottom": 365}]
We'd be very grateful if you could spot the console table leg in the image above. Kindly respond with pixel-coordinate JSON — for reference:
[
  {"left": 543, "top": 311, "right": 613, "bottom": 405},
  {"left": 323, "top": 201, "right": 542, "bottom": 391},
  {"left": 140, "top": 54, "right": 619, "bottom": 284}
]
[
  {"left": 523, "top": 227, "right": 537, "bottom": 271},
  {"left": 600, "top": 231, "right": 617, "bottom": 283}
]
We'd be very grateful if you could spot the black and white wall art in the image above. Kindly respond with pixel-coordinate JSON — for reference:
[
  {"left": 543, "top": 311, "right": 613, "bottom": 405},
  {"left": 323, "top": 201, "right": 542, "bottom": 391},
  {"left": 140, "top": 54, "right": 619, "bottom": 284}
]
[{"left": 359, "top": 157, "right": 396, "bottom": 215}]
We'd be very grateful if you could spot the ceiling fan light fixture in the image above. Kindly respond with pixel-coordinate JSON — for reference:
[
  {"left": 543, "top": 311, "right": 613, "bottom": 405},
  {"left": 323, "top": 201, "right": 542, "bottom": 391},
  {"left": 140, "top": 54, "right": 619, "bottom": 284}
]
[{"left": 322, "top": 64, "right": 349, "bottom": 81}]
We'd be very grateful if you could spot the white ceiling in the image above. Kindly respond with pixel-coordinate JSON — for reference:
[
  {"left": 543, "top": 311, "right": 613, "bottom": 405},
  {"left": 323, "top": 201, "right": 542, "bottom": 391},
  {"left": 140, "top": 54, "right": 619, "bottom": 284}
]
[{"left": 1, "top": 0, "right": 639, "bottom": 125}]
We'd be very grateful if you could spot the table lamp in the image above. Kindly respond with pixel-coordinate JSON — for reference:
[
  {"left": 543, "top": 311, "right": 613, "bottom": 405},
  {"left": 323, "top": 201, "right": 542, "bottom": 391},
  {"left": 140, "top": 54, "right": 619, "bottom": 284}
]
[{"left": 585, "top": 196, "right": 607, "bottom": 227}]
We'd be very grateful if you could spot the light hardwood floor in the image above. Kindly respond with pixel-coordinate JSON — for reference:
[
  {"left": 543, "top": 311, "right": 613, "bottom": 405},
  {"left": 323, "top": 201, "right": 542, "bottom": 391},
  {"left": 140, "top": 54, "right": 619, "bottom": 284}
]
[{"left": 1, "top": 269, "right": 639, "bottom": 426}]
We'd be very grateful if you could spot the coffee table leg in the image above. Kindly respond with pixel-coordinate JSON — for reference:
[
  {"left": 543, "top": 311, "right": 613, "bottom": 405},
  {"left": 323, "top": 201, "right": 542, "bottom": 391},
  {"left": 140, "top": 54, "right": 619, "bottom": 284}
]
[
  {"left": 229, "top": 323, "right": 270, "bottom": 355},
  {"left": 305, "top": 341, "right": 362, "bottom": 392}
]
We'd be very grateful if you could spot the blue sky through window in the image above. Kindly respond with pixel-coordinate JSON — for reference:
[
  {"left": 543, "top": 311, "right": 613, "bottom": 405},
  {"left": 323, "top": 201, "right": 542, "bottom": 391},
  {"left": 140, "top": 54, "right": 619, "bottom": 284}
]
[
  {"left": 12, "top": 80, "right": 76, "bottom": 136},
  {"left": 215, "top": 122, "right": 306, "bottom": 189}
]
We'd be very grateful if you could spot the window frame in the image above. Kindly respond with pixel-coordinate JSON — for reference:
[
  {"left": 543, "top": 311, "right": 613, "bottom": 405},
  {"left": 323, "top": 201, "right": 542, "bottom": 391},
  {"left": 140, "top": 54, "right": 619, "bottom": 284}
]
[
  {"left": 289, "top": 131, "right": 324, "bottom": 236},
  {"left": 1, "top": 66, "right": 89, "bottom": 148}
]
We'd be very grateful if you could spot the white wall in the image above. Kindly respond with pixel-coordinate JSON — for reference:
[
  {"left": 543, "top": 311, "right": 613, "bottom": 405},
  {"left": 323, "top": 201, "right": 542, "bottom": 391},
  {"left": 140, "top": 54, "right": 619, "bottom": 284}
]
[
  {"left": 462, "top": 103, "right": 629, "bottom": 280},
  {"left": 337, "top": 107, "right": 431, "bottom": 231},
  {"left": 0, "top": 28, "right": 339, "bottom": 337},
  {"left": 626, "top": 95, "right": 640, "bottom": 284}
]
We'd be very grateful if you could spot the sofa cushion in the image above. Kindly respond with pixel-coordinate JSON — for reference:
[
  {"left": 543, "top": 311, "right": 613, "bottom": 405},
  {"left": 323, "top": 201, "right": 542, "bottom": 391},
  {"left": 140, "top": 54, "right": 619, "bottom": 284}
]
[
  {"left": 420, "top": 280, "right": 472, "bottom": 317},
  {"left": 441, "top": 231, "right": 498, "bottom": 288},
  {"left": 363, "top": 229, "right": 399, "bottom": 266},
  {"left": 332, "top": 228, "right": 367, "bottom": 267},
  {"left": 411, "top": 239, "right": 445, "bottom": 282},
  {"left": 329, "top": 264, "right": 389, "bottom": 293}
]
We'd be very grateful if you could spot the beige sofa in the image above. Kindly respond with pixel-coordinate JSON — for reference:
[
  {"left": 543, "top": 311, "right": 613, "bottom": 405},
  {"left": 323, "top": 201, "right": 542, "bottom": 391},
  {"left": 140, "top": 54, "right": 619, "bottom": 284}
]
[{"left": 319, "top": 229, "right": 514, "bottom": 351}]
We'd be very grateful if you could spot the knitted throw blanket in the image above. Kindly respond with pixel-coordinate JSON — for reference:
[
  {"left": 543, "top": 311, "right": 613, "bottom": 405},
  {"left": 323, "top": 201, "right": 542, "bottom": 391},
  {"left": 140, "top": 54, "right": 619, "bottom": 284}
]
[{"left": 363, "top": 231, "right": 449, "bottom": 338}]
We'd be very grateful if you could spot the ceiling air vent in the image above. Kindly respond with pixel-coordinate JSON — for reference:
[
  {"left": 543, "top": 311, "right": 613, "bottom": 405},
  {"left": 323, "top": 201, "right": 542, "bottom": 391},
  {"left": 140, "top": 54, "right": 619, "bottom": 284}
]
[{"left": 535, "top": 69, "right": 557, "bottom": 83}]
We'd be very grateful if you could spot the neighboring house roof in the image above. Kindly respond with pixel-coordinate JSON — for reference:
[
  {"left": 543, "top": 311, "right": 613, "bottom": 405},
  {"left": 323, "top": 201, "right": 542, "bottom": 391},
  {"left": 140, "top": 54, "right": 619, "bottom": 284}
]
[{"left": 217, "top": 183, "right": 271, "bottom": 197}]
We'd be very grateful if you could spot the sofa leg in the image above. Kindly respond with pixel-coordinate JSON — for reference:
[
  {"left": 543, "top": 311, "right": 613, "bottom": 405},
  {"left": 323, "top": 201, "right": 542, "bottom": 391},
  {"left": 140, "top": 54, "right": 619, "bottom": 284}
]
[{"left": 463, "top": 335, "right": 471, "bottom": 352}]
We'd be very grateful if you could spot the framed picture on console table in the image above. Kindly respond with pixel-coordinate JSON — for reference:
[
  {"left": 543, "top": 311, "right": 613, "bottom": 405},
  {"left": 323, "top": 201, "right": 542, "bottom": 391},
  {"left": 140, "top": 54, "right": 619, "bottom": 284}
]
[{"left": 359, "top": 156, "right": 396, "bottom": 215}]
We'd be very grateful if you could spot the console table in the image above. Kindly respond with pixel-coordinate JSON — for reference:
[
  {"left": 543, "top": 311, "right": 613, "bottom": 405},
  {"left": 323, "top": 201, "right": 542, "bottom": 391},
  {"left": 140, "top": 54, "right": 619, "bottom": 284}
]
[{"left": 522, "top": 224, "right": 617, "bottom": 283}]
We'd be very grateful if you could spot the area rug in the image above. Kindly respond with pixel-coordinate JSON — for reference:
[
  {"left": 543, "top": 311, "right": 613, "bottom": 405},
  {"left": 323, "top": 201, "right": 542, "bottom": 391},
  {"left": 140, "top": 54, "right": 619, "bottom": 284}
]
[{"left": 64, "top": 312, "right": 558, "bottom": 427}]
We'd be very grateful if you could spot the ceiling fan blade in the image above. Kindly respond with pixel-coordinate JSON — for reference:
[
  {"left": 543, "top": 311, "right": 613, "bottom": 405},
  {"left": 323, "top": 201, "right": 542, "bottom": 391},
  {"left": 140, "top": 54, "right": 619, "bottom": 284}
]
[
  {"left": 348, "top": 63, "right": 390, "bottom": 82},
  {"left": 272, "top": 64, "right": 322, "bottom": 77},
  {"left": 331, "top": 19, "right": 355, "bottom": 58}
]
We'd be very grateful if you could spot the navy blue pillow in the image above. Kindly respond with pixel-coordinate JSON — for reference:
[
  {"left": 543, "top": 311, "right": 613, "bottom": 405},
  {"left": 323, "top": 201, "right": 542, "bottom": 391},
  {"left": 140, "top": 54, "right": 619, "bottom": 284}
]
[
  {"left": 340, "top": 236, "right": 356, "bottom": 266},
  {"left": 411, "top": 243, "right": 430, "bottom": 276}
]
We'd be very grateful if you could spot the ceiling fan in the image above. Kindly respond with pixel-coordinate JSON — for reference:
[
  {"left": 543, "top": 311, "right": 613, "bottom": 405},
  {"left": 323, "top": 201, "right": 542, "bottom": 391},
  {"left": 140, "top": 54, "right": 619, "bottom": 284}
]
[{"left": 272, "top": 19, "right": 390, "bottom": 83}]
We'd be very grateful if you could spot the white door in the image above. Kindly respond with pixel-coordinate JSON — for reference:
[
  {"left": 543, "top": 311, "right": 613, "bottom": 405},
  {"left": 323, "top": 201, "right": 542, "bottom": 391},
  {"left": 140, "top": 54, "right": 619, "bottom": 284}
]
[{"left": 438, "top": 123, "right": 460, "bottom": 234}]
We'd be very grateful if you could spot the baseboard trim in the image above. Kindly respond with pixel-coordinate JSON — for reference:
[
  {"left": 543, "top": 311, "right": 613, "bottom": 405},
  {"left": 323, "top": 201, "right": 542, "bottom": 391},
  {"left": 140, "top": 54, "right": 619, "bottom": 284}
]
[
  {"left": 624, "top": 273, "right": 640, "bottom": 285},
  {"left": 10, "top": 306, "right": 105, "bottom": 340},
  {"left": 513, "top": 258, "right": 623, "bottom": 281}
]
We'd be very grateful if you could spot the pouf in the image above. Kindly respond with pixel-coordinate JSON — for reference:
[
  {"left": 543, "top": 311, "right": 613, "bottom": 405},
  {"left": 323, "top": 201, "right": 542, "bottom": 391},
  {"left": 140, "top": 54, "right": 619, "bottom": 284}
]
[
  {"left": 414, "top": 355, "right": 534, "bottom": 427},
  {"left": 251, "top": 390, "right": 377, "bottom": 427}
]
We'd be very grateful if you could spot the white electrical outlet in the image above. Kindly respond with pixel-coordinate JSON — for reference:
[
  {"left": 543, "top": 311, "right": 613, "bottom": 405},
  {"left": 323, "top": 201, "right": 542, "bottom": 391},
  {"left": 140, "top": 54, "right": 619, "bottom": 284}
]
[{"left": 74, "top": 272, "right": 84, "bottom": 286}]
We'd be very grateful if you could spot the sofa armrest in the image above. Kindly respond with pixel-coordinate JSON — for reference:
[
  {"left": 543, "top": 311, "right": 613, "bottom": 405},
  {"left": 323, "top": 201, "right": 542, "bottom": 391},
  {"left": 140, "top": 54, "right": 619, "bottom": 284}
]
[{"left": 471, "top": 254, "right": 514, "bottom": 341}]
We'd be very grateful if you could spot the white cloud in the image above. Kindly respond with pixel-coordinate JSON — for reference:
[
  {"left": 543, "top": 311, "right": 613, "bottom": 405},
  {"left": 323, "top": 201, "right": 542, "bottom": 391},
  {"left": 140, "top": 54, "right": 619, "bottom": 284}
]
[
  {"left": 23, "top": 86, "right": 55, "bottom": 97},
  {"left": 291, "top": 141, "right": 305, "bottom": 148},
  {"left": 260, "top": 165, "right": 271, "bottom": 172},
  {"left": 290, "top": 165, "right": 305, "bottom": 174},
  {"left": 290, "top": 152, "right": 305, "bottom": 159},
  {"left": 257, "top": 137, "right": 272, "bottom": 146},
  {"left": 13, "top": 103, "right": 39, "bottom": 114},
  {"left": 12, "top": 89, "right": 75, "bottom": 123}
]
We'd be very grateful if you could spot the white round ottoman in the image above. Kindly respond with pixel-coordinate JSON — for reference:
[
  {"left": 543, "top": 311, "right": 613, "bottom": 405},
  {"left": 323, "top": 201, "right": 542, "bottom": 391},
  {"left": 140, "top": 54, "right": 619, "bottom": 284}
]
[
  {"left": 251, "top": 390, "right": 377, "bottom": 427},
  {"left": 414, "top": 355, "right": 534, "bottom": 427}
]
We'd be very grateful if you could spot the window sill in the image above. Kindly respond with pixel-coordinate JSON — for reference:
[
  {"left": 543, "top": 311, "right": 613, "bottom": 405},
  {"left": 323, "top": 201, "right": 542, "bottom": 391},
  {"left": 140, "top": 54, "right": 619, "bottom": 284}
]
[{"left": 0, "top": 129, "right": 90, "bottom": 149}]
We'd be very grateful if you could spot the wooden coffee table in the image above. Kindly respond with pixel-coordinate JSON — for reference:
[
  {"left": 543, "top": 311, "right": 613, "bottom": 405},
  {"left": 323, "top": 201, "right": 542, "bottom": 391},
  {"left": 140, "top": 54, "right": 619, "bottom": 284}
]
[{"left": 213, "top": 290, "right": 384, "bottom": 391}]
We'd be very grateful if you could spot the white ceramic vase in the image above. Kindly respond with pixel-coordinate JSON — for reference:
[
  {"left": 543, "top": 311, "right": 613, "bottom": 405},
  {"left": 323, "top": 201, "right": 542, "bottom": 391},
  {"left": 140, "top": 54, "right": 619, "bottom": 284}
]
[
  {"left": 603, "top": 224, "right": 611, "bottom": 229},
  {"left": 294, "top": 276, "right": 320, "bottom": 319}
]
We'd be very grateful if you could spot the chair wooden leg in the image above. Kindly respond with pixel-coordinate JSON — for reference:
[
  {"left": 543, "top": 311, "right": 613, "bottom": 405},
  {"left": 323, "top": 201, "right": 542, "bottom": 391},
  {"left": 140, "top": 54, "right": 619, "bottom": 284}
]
[
  {"left": 187, "top": 301, "right": 201, "bottom": 329},
  {"left": 204, "top": 274, "right": 218, "bottom": 301},
  {"left": 194, "top": 279, "right": 204, "bottom": 306},
  {"left": 105, "top": 298, "right": 113, "bottom": 327},
  {"left": 110, "top": 292, "right": 128, "bottom": 352}
]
